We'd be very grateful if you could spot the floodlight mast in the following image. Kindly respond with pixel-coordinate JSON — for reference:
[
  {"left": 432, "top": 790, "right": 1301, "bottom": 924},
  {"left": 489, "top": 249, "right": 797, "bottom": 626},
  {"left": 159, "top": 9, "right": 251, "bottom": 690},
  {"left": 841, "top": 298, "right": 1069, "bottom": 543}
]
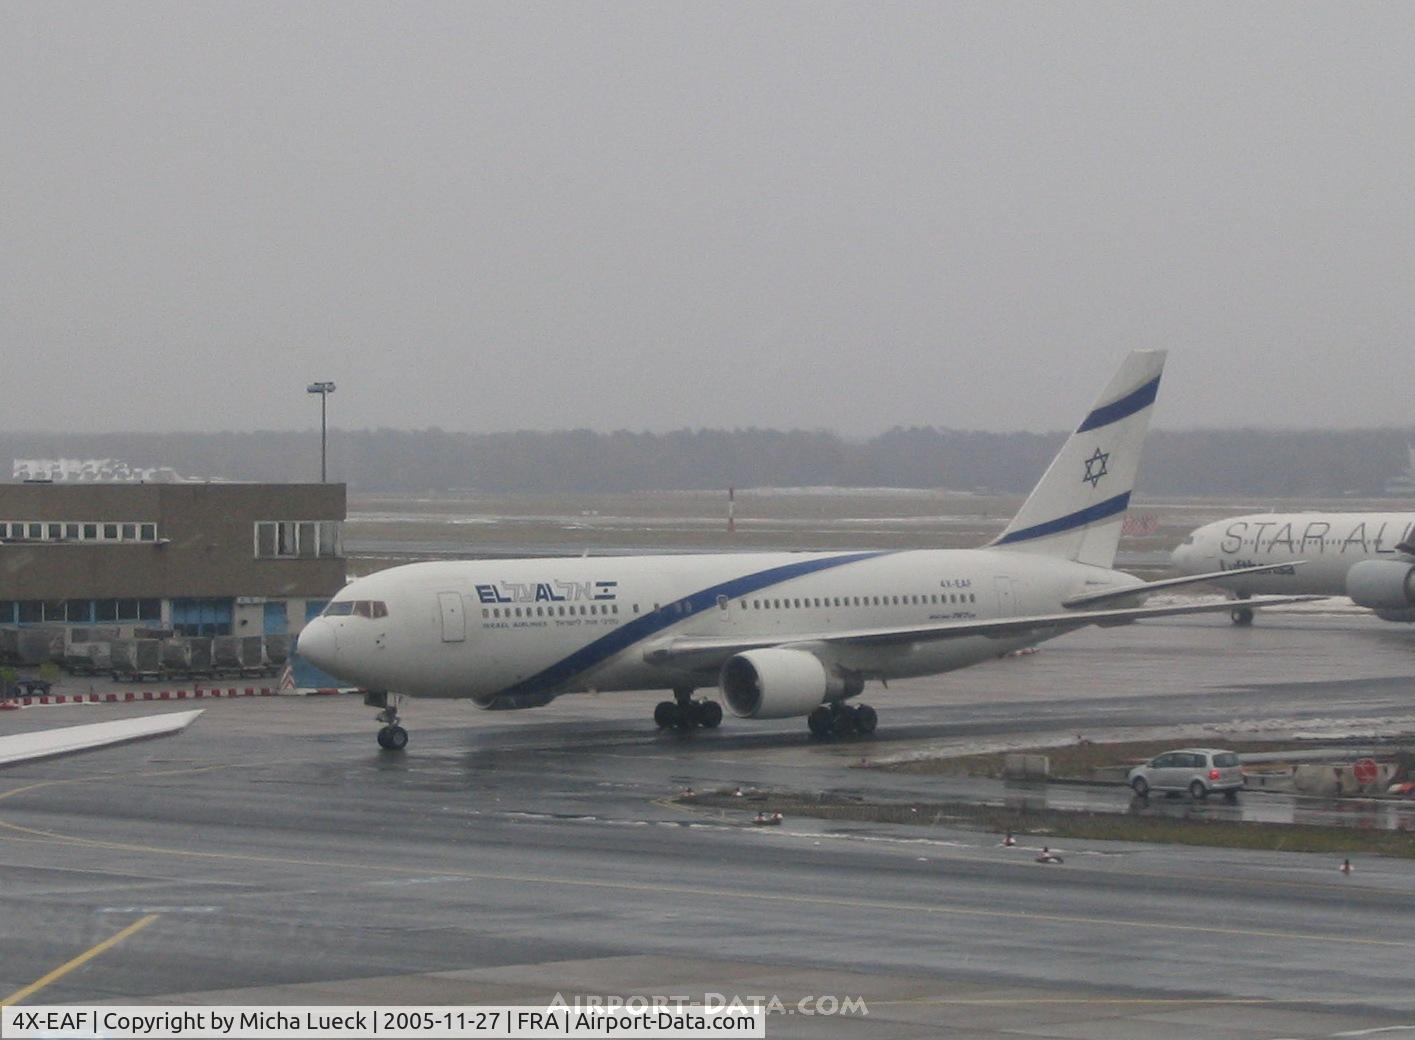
[{"left": 306, "top": 381, "right": 336, "bottom": 482}]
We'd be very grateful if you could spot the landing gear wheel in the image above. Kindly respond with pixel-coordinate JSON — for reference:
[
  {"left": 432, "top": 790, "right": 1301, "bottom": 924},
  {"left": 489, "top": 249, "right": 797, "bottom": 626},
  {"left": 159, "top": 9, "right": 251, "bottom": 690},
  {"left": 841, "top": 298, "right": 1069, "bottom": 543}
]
[
  {"left": 807, "top": 706, "right": 834, "bottom": 739},
  {"left": 656, "top": 693, "right": 724, "bottom": 731},
  {"left": 851, "top": 704, "right": 878, "bottom": 736},
  {"left": 1231, "top": 594, "right": 1254, "bottom": 626},
  {"left": 377, "top": 725, "right": 408, "bottom": 751},
  {"left": 830, "top": 705, "right": 857, "bottom": 738},
  {"left": 1189, "top": 780, "right": 1208, "bottom": 801},
  {"left": 372, "top": 695, "right": 407, "bottom": 750},
  {"left": 1131, "top": 776, "right": 1150, "bottom": 798}
]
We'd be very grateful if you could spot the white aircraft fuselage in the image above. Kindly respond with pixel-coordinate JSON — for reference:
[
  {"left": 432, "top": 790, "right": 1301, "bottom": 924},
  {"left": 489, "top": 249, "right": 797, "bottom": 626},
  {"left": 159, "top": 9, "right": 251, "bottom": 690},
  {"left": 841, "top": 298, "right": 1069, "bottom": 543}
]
[
  {"left": 1172, "top": 512, "right": 1415, "bottom": 621},
  {"left": 299, "top": 549, "right": 1128, "bottom": 707}
]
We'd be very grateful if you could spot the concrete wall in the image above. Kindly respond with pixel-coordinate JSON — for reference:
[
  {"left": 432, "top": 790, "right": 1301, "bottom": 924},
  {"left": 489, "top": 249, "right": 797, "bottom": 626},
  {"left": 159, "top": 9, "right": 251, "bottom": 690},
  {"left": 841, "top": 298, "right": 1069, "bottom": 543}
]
[{"left": 0, "top": 483, "right": 345, "bottom": 600}]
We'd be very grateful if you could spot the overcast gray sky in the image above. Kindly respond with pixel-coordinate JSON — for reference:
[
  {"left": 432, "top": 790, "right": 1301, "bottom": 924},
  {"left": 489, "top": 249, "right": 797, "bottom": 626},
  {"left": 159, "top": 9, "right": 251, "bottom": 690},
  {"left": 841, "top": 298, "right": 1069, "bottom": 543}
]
[{"left": 4, "top": 2, "right": 1413, "bottom": 436}]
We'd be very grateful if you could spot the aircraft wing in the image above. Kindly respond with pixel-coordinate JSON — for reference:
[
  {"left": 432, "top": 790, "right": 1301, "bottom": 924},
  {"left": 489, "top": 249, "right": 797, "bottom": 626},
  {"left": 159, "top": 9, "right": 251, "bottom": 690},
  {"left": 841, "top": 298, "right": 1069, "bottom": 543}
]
[
  {"left": 1060, "top": 561, "right": 1309, "bottom": 609},
  {"left": 0, "top": 710, "right": 202, "bottom": 768},
  {"left": 642, "top": 594, "right": 1321, "bottom": 666}
]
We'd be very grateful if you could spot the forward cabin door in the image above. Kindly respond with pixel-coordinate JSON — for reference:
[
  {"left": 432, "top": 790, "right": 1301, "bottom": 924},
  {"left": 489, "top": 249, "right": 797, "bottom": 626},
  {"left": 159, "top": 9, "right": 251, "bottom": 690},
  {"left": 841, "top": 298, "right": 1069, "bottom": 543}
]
[{"left": 438, "top": 592, "right": 466, "bottom": 643}]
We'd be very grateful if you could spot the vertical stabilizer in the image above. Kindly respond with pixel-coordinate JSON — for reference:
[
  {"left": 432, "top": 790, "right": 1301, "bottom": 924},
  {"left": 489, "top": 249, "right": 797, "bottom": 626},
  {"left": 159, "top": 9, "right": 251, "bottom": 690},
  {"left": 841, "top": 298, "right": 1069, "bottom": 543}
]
[{"left": 990, "top": 350, "right": 1166, "bottom": 568}]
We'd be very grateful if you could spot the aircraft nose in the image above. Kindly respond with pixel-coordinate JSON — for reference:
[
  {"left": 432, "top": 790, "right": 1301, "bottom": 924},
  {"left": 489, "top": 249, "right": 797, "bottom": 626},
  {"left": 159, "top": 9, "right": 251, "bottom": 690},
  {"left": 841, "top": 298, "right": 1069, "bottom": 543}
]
[
  {"left": 297, "top": 618, "right": 339, "bottom": 672},
  {"left": 1170, "top": 541, "right": 1195, "bottom": 572}
]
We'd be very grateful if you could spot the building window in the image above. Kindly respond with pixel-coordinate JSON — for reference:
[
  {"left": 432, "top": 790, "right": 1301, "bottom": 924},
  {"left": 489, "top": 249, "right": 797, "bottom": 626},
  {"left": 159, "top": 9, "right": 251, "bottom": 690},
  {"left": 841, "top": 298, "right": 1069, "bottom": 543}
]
[
  {"left": 0, "top": 520, "right": 160, "bottom": 542},
  {"left": 171, "top": 598, "right": 233, "bottom": 636},
  {"left": 18, "top": 601, "right": 42, "bottom": 623},
  {"left": 254, "top": 520, "right": 343, "bottom": 559}
]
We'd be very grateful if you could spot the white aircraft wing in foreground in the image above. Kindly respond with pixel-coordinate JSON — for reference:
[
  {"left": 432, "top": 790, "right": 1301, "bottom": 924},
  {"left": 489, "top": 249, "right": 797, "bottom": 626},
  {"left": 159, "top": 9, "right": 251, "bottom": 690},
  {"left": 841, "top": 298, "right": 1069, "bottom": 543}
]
[{"left": 0, "top": 710, "right": 203, "bottom": 768}]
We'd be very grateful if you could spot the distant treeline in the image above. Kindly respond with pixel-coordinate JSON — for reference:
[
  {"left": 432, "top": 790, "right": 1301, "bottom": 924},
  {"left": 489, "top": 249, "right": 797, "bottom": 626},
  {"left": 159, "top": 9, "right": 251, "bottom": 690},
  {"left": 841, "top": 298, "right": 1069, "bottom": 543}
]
[{"left": 2, "top": 427, "right": 1411, "bottom": 496}]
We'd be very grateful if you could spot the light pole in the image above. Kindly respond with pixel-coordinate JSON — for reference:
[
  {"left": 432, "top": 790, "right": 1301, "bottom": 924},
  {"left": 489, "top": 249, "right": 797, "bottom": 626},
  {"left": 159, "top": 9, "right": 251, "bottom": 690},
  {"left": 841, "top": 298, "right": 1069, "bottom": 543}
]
[{"left": 306, "top": 381, "right": 336, "bottom": 482}]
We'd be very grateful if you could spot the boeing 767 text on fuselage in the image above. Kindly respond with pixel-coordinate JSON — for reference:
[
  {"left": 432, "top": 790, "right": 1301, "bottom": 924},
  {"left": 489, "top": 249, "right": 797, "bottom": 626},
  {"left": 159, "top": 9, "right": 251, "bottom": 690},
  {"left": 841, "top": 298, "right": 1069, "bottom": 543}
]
[{"left": 298, "top": 351, "right": 1308, "bottom": 749}]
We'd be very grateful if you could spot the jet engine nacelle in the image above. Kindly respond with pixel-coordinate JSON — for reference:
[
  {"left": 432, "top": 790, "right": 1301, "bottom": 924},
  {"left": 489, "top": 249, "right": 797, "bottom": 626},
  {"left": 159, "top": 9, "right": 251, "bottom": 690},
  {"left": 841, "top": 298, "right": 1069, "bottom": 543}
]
[
  {"left": 719, "top": 647, "right": 860, "bottom": 719},
  {"left": 1345, "top": 559, "right": 1415, "bottom": 612},
  {"left": 1374, "top": 609, "right": 1415, "bottom": 623}
]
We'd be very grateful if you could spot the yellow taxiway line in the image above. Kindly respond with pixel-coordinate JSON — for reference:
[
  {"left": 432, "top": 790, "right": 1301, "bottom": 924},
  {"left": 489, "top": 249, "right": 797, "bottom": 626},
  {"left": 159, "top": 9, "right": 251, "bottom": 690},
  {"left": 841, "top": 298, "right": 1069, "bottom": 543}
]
[{"left": 2, "top": 913, "right": 159, "bottom": 1007}]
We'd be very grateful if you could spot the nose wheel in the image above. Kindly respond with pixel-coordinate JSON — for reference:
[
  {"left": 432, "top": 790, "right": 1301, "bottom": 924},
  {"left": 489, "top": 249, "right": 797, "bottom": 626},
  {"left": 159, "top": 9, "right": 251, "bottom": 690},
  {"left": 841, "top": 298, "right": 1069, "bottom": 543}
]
[{"left": 366, "top": 691, "right": 408, "bottom": 751}]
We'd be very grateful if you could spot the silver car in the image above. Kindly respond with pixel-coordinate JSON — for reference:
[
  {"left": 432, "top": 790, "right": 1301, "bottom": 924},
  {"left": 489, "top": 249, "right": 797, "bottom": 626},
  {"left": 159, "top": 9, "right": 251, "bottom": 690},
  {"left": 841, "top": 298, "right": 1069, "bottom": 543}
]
[{"left": 1128, "top": 748, "right": 1243, "bottom": 801}]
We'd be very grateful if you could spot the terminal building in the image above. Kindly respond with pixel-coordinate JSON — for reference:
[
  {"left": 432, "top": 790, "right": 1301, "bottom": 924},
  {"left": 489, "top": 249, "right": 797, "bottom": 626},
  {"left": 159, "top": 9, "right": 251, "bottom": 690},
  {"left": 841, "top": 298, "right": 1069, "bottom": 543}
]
[{"left": 0, "top": 482, "right": 347, "bottom": 638}]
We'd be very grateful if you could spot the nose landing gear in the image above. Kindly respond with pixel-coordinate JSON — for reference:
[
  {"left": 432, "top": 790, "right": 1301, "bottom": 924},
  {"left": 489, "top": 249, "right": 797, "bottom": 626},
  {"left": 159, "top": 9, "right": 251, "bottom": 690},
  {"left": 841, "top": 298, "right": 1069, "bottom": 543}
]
[
  {"left": 1230, "top": 593, "right": 1254, "bottom": 626},
  {"left": 366, "top": 690, "right": 408, "bottom": 751}
]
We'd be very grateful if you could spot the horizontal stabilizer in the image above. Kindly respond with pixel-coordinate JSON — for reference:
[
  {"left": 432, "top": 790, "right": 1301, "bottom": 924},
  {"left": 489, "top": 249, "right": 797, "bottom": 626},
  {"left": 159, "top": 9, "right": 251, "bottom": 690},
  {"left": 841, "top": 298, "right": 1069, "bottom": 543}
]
[{"left": 1061, "top": 561, "right": 1310, "bottom": 609}]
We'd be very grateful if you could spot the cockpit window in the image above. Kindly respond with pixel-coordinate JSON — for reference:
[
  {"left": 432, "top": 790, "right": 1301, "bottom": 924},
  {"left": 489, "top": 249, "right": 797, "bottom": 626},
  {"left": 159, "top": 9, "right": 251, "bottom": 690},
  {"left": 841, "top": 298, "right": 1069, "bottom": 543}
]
[{"left": 324, "top": 600, "right": 387, "bottom": 618}]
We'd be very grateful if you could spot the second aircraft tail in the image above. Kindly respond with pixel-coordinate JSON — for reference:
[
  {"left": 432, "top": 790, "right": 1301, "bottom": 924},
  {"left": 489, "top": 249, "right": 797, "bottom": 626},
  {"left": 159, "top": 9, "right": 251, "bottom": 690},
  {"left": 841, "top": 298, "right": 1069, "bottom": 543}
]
[{"left": 989, "top": 349, "right": 1166, "bottom": 569}]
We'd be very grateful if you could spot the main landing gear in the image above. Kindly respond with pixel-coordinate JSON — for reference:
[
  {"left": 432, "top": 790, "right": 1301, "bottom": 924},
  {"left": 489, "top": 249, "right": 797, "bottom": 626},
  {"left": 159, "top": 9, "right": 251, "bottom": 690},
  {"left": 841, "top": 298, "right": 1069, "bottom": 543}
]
[
  {"left": 1230, "top": 593, "right": 1255, "bottom": 627},
  {"left": 654, "top": 688, "right": 724, "bottom": 731},
  {"left": 366, "top": 690, "right": 408, "bottom": 751},
  {"left": 807, "top": 701, "right": 877, "bottom": 740}
]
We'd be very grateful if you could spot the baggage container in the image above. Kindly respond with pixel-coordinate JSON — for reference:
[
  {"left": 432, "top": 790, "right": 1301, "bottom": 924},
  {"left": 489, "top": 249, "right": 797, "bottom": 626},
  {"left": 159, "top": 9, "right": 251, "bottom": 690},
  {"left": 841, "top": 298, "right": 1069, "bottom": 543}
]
[
  {"left": 239, "top": 635, "right": 268, "bottom": 676},
  {"left": 160, "top": 637, "right": 215, "bottom": 679},
  {"left": 186, "top": 637, "right": 214, "bottom": 677},
  {"left": 11, "top": 628, "right": 65, "bottom": 667},
  {"left": 111, "top": 638, "right": 162, "bottom": 681},
  {"left": 64, "top": 641, "right": 113, "bottom": 675},
  {"left": 263, "top": 634, "right": 291, "bottom": 669},
  {"left": 212, "top": 636, "right": 243, "bottom": 674}
]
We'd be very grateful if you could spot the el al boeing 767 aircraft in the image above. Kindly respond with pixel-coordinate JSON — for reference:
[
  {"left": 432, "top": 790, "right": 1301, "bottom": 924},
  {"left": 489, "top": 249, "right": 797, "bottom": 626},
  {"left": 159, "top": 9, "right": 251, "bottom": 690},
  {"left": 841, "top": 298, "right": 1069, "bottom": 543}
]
[
  {"left": 1173, "top": 512, "right": 1415, "bottom": 624},
  {"left": 298, "top": 350, "right": 1308, "bottom": 750}
]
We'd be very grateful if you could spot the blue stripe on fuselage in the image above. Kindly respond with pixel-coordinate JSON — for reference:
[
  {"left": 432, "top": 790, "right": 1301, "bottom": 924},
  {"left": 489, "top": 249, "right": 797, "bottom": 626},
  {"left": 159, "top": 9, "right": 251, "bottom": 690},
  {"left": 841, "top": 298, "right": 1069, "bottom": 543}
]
[
  {"left": 495, "top": 551, "right": 889, "bottom": 700},
  {"left": 1075, "top": 375, "right": 1160, "bottom": 433},
  {"left": 991, "top": 492, "right": 1131, "bottom": 546}
]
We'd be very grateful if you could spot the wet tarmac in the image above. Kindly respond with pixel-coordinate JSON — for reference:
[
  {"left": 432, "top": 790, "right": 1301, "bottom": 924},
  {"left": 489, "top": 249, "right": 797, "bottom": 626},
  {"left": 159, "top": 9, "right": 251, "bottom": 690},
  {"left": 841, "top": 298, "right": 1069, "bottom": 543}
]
[{"left": 1, "top": 611, "right": 1413, "bottom": 1038}]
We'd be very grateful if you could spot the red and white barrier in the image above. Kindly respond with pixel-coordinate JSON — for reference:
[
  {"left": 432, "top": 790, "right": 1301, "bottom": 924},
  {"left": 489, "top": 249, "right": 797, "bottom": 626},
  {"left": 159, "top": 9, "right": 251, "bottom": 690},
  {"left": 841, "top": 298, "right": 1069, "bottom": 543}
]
[{"left": 5, "top": 686, "right": 276, "bottom": 708}]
